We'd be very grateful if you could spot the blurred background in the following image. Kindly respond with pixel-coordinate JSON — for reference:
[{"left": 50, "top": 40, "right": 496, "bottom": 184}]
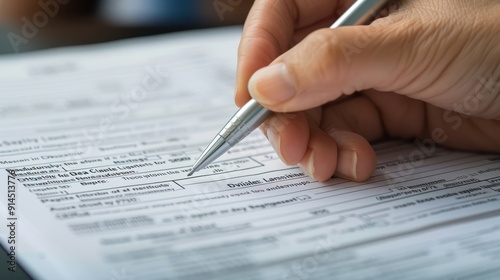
[{"left": 0, "top": 0, "right": 254, "bottom": 54}]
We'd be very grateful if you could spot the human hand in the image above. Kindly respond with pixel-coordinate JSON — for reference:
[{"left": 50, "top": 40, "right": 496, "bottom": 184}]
[{"left": 234, "top": 0, "right": 500, "bottom": 182}]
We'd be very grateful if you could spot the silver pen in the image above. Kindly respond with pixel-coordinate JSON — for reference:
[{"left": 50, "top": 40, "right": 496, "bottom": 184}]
[{"left": 188, "top": 0, "right": 391, "bottom": 176}]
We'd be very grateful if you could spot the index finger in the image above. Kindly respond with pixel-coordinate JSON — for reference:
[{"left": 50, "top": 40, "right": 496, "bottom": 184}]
[{"left": 235, "top": 0, "right": 352, "bottom": 107}]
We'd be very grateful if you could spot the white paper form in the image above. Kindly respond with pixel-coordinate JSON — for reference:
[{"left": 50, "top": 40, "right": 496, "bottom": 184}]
[{"left": 0, "top": 27, "right": 500, "bottom": 280}]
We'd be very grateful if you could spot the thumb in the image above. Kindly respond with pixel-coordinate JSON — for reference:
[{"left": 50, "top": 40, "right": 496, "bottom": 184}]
[{"left": 247, "top": 17, "right": 414, "bottom": 112}]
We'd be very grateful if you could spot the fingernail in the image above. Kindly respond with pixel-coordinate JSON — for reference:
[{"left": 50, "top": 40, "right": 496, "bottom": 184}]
[
  {"left": 266, "top": 127, "right": 286, "bottom": 163},
  {"left": 248, "top": 63, "right": 296, "bottom": 105},
  {"left": 336, "top": 150, "right": 358, "bottom": 180},
  {"left": 298, "top": 152, "right": 315, "bottom": 179}
]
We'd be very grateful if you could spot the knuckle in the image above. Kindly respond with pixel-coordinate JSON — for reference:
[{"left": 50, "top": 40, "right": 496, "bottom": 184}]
[{"left": 305, "top": 29, "right": 344, "bottom": 87}]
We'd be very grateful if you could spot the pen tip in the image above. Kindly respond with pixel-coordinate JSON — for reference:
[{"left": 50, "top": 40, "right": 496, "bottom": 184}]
[{"left": 187, "top": 170, "right": 194, "bottom": 177}]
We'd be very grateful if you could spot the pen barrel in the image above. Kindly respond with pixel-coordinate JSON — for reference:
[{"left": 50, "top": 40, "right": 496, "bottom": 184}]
[
  {"left": 331, "top": 0, "right": 391, "bottom": 28},
  {"left": 219, "top": 100, "right": 271, "bottom": 146}
]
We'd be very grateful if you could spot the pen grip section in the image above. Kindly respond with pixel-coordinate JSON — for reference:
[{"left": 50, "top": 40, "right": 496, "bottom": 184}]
[{"left": 219, "top": 100, "right": 272, "bottom": 146}]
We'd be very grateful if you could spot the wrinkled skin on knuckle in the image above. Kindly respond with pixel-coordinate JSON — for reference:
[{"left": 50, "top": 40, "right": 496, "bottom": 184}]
[
  {"left": 304, "top": 29, "right": 347, "bottom": 97},
  {"left": 390, "top": 0, "right": 500, "bottom": 118}
]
